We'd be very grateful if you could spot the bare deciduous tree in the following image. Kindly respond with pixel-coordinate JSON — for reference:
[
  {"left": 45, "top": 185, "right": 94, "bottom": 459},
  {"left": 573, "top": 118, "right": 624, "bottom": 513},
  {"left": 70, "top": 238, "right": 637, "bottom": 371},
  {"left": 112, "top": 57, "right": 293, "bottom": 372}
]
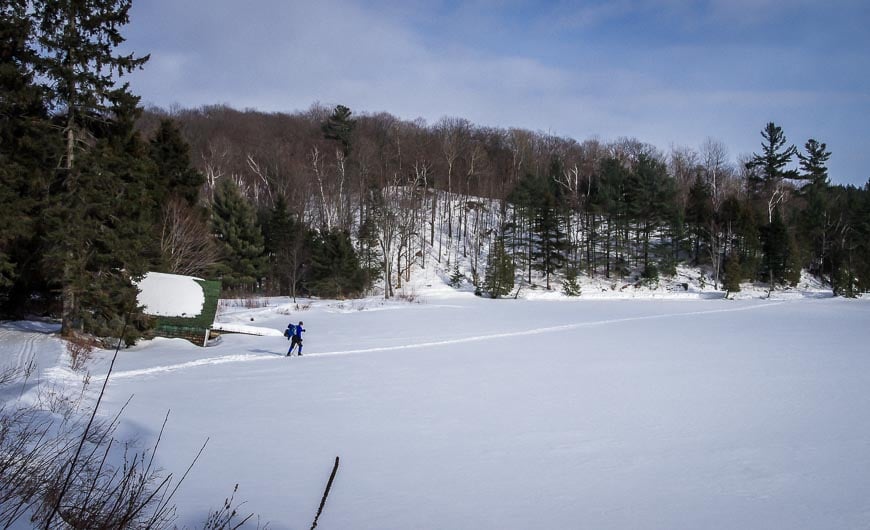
[{"left": 160, "top": 198, "right": 221, "bottom": 276}]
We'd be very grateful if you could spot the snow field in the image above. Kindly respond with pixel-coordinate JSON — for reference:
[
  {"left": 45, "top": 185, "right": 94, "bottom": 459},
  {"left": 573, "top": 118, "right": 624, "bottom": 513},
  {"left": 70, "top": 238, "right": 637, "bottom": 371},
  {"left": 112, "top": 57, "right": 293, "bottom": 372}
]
[{"left": 79, "top": 296, "right": 870, "bottom": 529}]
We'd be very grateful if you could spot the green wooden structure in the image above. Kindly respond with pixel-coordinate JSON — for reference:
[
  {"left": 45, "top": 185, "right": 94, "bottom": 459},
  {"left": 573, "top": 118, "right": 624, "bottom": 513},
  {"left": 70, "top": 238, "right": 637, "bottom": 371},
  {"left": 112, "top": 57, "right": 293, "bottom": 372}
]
[{"left": 151, "top": 279, "right": 222, "bottom": 346}]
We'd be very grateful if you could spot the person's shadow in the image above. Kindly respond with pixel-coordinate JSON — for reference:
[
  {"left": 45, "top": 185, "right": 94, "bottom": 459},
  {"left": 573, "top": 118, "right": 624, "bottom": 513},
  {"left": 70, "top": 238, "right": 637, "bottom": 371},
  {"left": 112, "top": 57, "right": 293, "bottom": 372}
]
[{"left": 249, "top": 348, "right": 286, "bottom": 356}]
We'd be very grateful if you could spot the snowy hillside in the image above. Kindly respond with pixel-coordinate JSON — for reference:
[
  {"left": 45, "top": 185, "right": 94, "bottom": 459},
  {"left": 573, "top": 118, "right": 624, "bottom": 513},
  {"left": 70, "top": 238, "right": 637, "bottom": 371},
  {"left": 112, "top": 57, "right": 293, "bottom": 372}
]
[
  {"left": 3, "top": 279, "right": 870, "bottom": 528},
  {"left": 354, "top": 189, "right": 836, "bottom": 303}
]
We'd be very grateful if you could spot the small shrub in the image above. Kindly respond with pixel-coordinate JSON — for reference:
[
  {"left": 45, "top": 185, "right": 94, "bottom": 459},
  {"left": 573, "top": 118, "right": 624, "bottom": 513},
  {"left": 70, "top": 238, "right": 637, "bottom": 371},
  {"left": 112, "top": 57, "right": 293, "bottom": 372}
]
[
  {"left": 396, "top": 289, "right": 420, "bottom": 303},
  {"left": 66, "top": 333, "right": 98, "bottom": 372},
  {"left": 562, "top": 269, "right": 582, "bottom": 297},
  {"left": 202, "top": 484, "right": 255, "bottom": 529},
  {"left": 641, "top": 264, "right": 659, "bottom": 286},
  {"left": 448, "top": 265, "right": 464, "bottom": 288}
]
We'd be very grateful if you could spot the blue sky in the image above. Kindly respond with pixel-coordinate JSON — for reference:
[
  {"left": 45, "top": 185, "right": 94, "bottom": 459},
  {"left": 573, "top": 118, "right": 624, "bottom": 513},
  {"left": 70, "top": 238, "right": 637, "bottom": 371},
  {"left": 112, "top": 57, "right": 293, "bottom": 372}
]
[{"left": 122, "top": 0, "right": 870, "bottom": 185}]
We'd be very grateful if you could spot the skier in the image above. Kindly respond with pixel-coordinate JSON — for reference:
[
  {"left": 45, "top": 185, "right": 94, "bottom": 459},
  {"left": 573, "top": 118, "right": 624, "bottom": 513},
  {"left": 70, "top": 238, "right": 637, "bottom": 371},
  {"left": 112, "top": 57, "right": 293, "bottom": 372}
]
[{"left": 286, "top": 321, "right": 305, "bottom": 356}]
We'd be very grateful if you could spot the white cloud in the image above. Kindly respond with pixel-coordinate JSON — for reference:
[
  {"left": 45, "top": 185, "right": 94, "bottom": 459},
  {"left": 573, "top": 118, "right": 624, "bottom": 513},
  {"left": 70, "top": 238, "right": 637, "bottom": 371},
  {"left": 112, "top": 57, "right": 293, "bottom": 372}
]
[{"left": 123, "top": 0, "right": 870, "bottom": 185}]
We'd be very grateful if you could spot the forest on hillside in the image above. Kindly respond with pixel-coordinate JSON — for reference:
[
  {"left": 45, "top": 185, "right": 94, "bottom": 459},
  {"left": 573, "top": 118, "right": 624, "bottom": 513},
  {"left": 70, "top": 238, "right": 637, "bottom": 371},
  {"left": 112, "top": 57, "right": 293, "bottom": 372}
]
[{"left": 2, "top": 0, "right": 870, "bottom": 345}]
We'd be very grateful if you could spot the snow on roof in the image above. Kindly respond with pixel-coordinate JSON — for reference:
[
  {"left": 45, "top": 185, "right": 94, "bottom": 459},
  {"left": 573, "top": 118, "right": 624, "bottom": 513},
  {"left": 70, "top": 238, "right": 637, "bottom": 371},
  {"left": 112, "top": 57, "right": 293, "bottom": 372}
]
[{"left": 136, "top": 272, "right": 206, "bottom": 318}]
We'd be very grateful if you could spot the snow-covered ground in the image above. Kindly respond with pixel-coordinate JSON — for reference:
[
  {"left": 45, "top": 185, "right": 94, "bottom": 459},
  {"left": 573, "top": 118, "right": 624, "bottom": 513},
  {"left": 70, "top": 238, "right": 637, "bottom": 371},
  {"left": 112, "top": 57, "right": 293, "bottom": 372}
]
[{"left": 4, "top": 276, "right": 870, "bottom": 529}]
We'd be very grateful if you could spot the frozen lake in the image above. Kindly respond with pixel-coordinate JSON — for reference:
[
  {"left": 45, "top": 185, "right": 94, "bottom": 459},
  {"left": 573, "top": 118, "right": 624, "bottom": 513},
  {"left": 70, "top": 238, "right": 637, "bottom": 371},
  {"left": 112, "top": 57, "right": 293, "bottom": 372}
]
[{"left": 37, "top": 296, "right": 870, "bottom": 528}]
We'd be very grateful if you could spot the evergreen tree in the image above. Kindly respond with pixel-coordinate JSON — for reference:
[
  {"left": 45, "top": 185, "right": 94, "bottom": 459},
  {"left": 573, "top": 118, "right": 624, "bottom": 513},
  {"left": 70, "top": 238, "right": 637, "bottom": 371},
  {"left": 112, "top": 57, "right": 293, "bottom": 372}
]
[
  {"left": 533, "top": 187, "right": 567, "bottom": 290},
  {"left": 720, "top": 195, "right": 762, "bottom": 281},
  {"left": 723, "top": 252, "right": 742, "bottom": 296},
  {"left": 508, "top": 168, "right": 567, "bottom": 289},
  {"left": 0, "top": 0, "right": 57, "bottom": 299},
  {"left": 305, "top": 228, "right": 367, "bottom": 298},
  {"left": 745, "top": 122, "right": 797, "bottom": 220},
  {"left": 42, "top": 97, "right": 158, "bottom": 343},
  {"left": 35, "top": 0, "right": 148, "bottom": 174},
  {"left": 828, "top": 182, "right": 869, "bottom": 296},
  {"left": 624, "top": 154, "right": 676, "bottom": 271},
  {"left": 263, "top": 195, "right": 307, "bottom": 298},
  {"left": 795, "top": 139, "right": 833, "bottom": 278},
  {"left": 30, "top": 0, "right": 151, "bottom": 337},
  {"left": 591, "top": 157, "right": 629, "bottom": 278},
  {"left": 761, "top": 210, "right": 800, "bottom": 288},
  {"left": 797, "top": 139, "right": 831, "bottom": 193},
  {"left": 685, "top": 176, "right": 714, "bottom": 264},
  {"left": 561, "top": 268, "right": 581, "bottom": 297},
  {"left": 149, "top": 118, "right": 204, "bottom": 206},
  {"left": 483, "top": 235, "right": 514, "bottom": 298},
  {"left": 357, "top": 214, "right": 383, "bottom": 287},
  {"left": 322, "top": 104, "right": 355, "bottom": 156},
  {"left": 210, "top": 179, "right": 267, "bottom": 293}
]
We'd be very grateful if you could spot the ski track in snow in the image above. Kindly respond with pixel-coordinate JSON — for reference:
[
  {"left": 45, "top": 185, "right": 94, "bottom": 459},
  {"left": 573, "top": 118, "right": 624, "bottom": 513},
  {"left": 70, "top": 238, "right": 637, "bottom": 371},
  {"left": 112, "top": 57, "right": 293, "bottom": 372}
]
[
  {"left": 92, "top": 354, "right": 276, "bottom": 382},
  {"left": 0, "top": 323, "right": 60, "bottom": 373},
  {"left": 312, "top": 301, "right": 785, "bottom": 357},
  {"left": 96, "top": 301, "right": 784, "bottom": 381}
]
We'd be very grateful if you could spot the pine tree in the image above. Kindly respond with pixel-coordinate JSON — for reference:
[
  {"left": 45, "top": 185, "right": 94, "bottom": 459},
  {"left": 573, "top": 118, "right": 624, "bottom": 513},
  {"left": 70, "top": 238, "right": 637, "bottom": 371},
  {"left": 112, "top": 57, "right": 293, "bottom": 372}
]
[
  {"left": 795, "top": 139, "right": 833, "bottom": 278},
  {"left": 745, "top": 122, "right": 797, "bottom": 221},
  {"left": 322, "top": 104, "right": 355, "bottom": 156},
  {"left": 797, "top": 139, "right": 831, "bottom": 193},
  {"left": 483, "top": 235, "right": 514, "bottom": 298},
  {"left": 210, "top": 179, "right": 267, "bottom": 293}
]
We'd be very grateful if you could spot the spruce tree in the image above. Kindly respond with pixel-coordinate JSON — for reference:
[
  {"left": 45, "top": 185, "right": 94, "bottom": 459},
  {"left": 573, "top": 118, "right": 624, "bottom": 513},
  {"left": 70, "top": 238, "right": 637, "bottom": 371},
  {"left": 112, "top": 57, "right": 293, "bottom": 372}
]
[
  {"left": 42, "top": 97, "right": 158, "bottom": 344},
  {"left": 306, "top": 228, "right": 367, "bottom": 298},
  {"left": 35, "top": 0, "right": 148, "bottom": 174},
  {"left": 149, "top": 118, "right": 204, "bottom": 207},
  {"left": 0, "top": 0, "right": 56, "bottom": 298},
  {"left": 561, "top": 268, "right": 581, "bottom": 297},
  {"left": 31, "top": 0, "right": 151, "bottom": 337},
  {"left": 210, "top": 179, "right": 267, "bottom": 293},
  {"left": 723, "top": 253, "right": 742, "bottom": 296},
  {"left": 483, "top": 235, "right": 514, "bottom": 298}
]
